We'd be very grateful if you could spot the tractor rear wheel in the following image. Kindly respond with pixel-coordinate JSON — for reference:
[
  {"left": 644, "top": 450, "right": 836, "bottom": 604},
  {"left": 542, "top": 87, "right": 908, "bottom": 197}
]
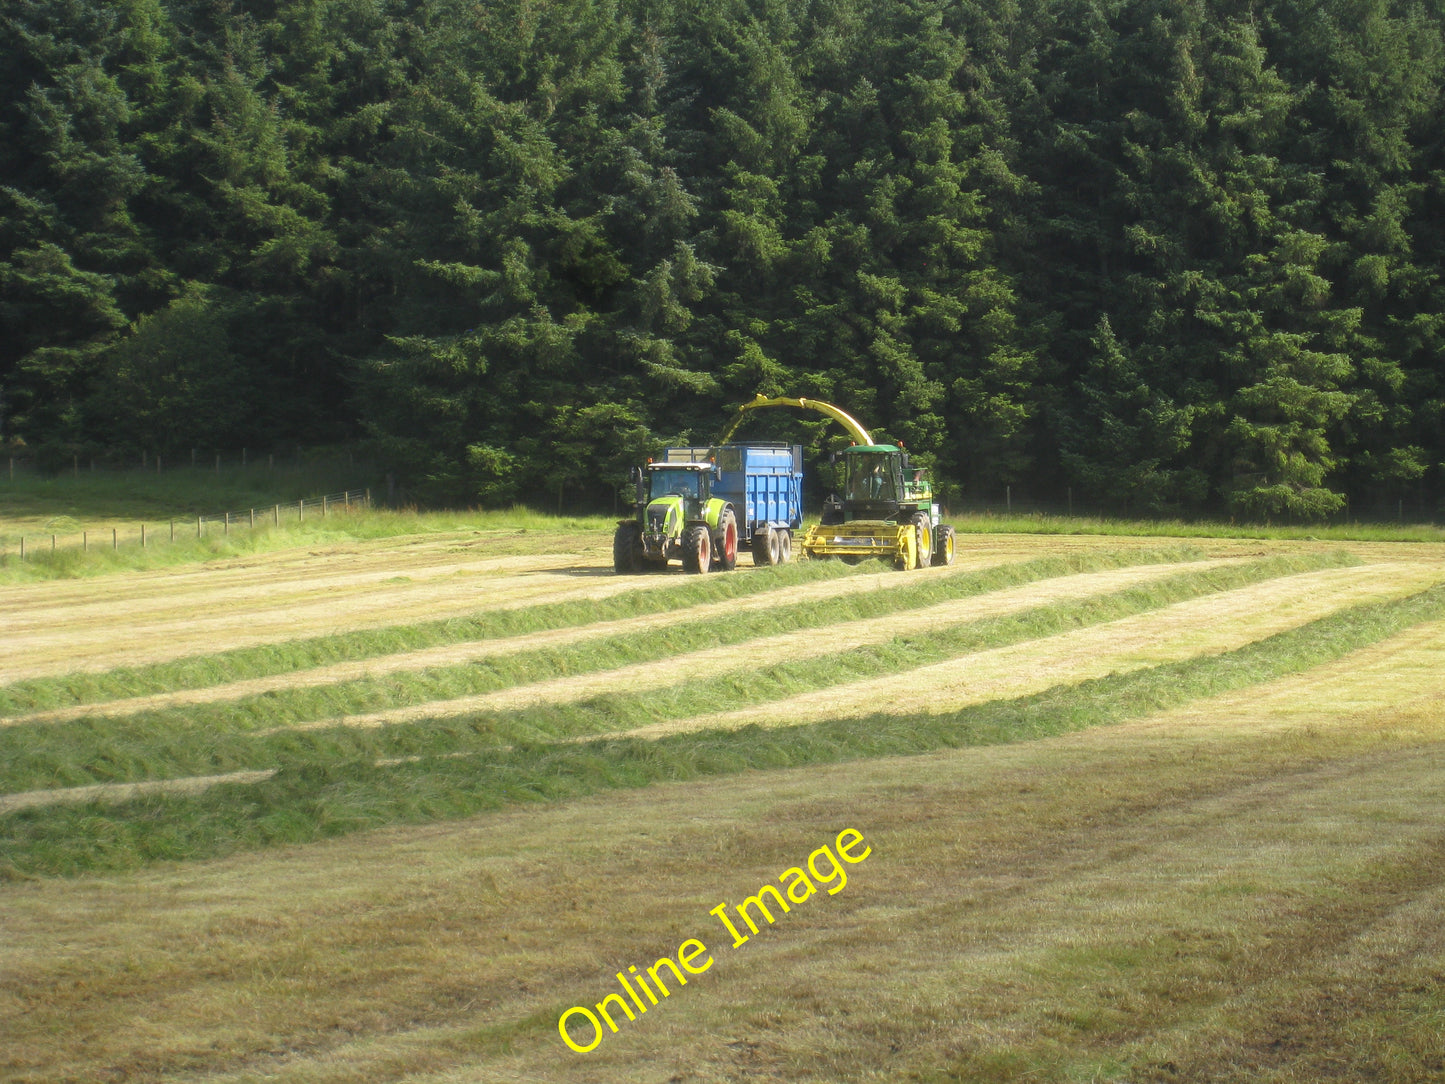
[
  {"left": 612, "top": 523, "right": 643, "bottom": 574},
  {"left": 682, "top": 525, "right": 712, "bottom": 574},
  {"left": 714, "top": 508, "right": 738, "bottom": 571},
  {"left": 909, "top": 512, "right": 932, "bottom": 568},
  {"left": 931, "top": 524, "right": 956, "bottom": 566},
  {"left": 752, "top": 526, "right": 775, "bottom": 566}
]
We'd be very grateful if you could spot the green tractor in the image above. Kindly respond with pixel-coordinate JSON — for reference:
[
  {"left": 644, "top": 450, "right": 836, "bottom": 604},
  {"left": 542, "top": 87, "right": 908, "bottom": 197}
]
[{"left": 614, "top": 457, "right": 738, "bottom": 574}]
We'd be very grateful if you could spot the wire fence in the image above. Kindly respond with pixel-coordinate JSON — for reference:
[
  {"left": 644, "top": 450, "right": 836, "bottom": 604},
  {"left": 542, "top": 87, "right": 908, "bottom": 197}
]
[{"left": 2, "top": 489, "right": 372, "bottom": 563}]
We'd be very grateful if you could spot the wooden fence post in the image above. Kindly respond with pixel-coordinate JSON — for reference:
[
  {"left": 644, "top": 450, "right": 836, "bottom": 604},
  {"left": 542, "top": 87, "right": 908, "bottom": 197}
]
[
  {"left": 112, "top": 528, "right": 117, "bottom": 551},
  {"left": 141, "top": 524, "right": 146, "bottom": 548}
]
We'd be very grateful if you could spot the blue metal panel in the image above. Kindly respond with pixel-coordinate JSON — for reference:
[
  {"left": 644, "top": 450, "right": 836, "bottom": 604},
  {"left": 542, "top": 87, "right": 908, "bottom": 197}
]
[{"left": 666, "top": 442, "right": 803, "bottom": 538}]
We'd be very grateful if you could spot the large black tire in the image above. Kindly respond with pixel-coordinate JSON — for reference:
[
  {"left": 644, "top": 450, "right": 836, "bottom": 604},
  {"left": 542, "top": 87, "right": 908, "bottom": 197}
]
[
  {"left": 909, "top": 512, "right": 933, "bottom": 569},
  {"left": 681, "top": 525, "right": 712, "bottom": 573},
  {"left": 931, "top": 523, "right": 956, "bottom": 566},
  {"left": 775, "top": 528, "right": 792, "bottom": 564},
  {"left": 752, "top": 526, "right": 775, "bottom": 566},
  {"left": 819, "top": 498, "right": 844, "bottom": 526},
  {"left": 612, "top": 522, "right": 643, "bottom": 574},
  {"left": 713, "top": 508, "right": 738, "bottom": 571}
]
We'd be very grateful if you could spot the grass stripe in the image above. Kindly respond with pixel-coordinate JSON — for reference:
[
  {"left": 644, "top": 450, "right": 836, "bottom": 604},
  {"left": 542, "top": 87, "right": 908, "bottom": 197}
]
[
  {"left": 0, "top": 559, "right": 861, "bottom": 713},
  {"left": 0, "top": 552, "right": 1348, "bottom": 796},
  {"left": 10, "top": 546, "right": 1204, "bottom": 735},
  {"left": 2, "top": 578, "right": 1438, "bottom": 880}
]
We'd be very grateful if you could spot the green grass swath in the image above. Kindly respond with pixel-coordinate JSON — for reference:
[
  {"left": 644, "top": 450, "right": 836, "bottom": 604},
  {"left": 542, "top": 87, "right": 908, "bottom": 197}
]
[
  {"left": 0, "top": 551, "right": 1349, "bottom": 796},
  {"left": 4, "top": 578, "right": 1438, "bottom": 879}
]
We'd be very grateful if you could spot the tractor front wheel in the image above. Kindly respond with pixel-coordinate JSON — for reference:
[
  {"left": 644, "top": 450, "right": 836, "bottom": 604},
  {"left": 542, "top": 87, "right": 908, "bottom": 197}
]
[
  {"left": 682, "top": 525, "right": 712, "bottom": 574},
  {"left": 612, "top": 523, "right": 643, "bottom": 574},
  {"left": 714, "top": 508, "right": 738, "bottom": 571}
]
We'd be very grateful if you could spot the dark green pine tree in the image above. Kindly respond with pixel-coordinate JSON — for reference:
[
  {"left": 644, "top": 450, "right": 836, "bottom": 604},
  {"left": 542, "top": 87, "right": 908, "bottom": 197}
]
[
  {"left": 356, "top": 0, "right": 652, "bottom": 506},
  {"left": 0, "top": 0, "right": 146, "bottom": 455}
]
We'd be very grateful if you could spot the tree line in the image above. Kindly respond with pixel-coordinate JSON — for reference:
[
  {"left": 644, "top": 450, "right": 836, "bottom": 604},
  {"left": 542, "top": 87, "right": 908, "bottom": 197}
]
[{"left": 2, "top": 0, "right": 1442, "bottom": 517}]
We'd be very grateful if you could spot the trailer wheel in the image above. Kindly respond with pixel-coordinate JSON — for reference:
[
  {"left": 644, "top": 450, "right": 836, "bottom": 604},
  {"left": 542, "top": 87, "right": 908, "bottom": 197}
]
[
  {"left": 612, "top": 523, "right": 643, "bottom": 574},
  {"left": 752, "top": 526, "right": 775, "bottom": 566},
  {"left": 714, "top": 508, "right": 738, "bottom": 571},
  {"left": 775, "top": 528, "right": 792, "bottom": 564},
  {"left": 931, "top": 524, "right": 956, "bottom": 566},
  {"left": 682, "top": 525, "right": 711, "bottom": 574}
]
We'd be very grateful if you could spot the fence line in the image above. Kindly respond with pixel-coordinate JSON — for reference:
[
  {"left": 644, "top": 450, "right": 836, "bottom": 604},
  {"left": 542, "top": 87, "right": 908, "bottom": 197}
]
[
  {"left": 5, "top": 448, "right": 361, "bottom": 481},
  {"left": 2, "top": 489, "right": 371, "bottom": 563}
]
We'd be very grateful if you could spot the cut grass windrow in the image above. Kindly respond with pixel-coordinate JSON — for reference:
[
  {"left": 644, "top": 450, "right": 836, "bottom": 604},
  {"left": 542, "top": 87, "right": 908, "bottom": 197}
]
[
  {"left": 0, "top": 551, "right": 1348, "bottom": 797},
  {"left": 4, "top": 547, "right": 1208, "bottom": 736},
  {"left": 2, "top": 576, "right": 1439, "bottom": 879},
  {"left": 0, "top": 558, "right": 860, "bottom": 714}
]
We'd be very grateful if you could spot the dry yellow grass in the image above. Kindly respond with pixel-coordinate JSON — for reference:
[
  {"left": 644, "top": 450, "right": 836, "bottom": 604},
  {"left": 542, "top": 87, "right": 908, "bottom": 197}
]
[
  {"left": 628, "top": 559, "right": 1443, "bottom": 740},
  {"left": 3, "top": 614, "right": 1442, "bottom": 1083},
  {"left": 4, "top": 532, "right": 1445, "bottom": 1083},
  {"left": 289, "top": 559, "right": 1237, "bottom": 733},
  {"left": 5, "top": 549, "right": 1175, "bottom": 726}
]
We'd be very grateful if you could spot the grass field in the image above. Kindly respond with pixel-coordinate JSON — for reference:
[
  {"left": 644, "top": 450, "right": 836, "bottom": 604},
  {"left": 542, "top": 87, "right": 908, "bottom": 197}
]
[{"left": 2, "top": 505, "right": 1444, "bottom": 1083}]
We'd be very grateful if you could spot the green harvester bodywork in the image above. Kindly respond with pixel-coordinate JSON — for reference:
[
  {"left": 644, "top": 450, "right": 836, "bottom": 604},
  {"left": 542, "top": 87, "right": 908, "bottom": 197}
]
[{"left": 800, "top": 443, "right": 954, "bottom": 570}]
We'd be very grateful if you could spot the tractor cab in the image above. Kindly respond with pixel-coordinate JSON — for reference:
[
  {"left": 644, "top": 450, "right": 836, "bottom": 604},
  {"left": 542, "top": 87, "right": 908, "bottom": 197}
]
[{"left": 645, "top": 464, "right": 711, "bottom": 503}]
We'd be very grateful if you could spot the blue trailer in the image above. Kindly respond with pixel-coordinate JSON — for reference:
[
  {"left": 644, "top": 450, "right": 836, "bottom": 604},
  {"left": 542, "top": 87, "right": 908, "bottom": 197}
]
[
  {"left": 666, "top": 443, "right": 804, "bottom": 566},
  {"left": 614, "top": 442, "right": 804, "bottom": 574}
]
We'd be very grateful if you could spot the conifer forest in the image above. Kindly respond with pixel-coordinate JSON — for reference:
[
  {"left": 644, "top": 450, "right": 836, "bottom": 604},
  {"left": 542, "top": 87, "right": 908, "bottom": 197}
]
[{"left": 2, "top": 0, "right": 1442, "bottom": 517}]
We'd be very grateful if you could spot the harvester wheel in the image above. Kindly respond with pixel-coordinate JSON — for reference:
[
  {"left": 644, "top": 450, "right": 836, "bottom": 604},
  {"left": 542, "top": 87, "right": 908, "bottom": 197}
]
[
  {"left": 612, "top": 523, "right": 643, "bottom": 574},
  {"left": 682, "top": 525, "right": 712, "bottom": 574},
  {"left": 776, "top": 528, "right": 792, "bottom": 564},
  {"left": 714, "top": 508, "right": 738, "bottom": 571},
  {"left": 751, "top": 526, "right": 775, "bottom": 566},
  {"left": 931, "top": 524, "right": 956, "bottom": 566},
  {"left": 909, "top": 513, "right": 933, "bottom": 568}
]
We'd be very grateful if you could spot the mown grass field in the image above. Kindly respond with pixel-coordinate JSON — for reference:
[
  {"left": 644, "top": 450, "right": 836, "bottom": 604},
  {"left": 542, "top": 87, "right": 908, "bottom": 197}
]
[{"left": 2, "top": 508, "right": 1444, "bottom": 1083}]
